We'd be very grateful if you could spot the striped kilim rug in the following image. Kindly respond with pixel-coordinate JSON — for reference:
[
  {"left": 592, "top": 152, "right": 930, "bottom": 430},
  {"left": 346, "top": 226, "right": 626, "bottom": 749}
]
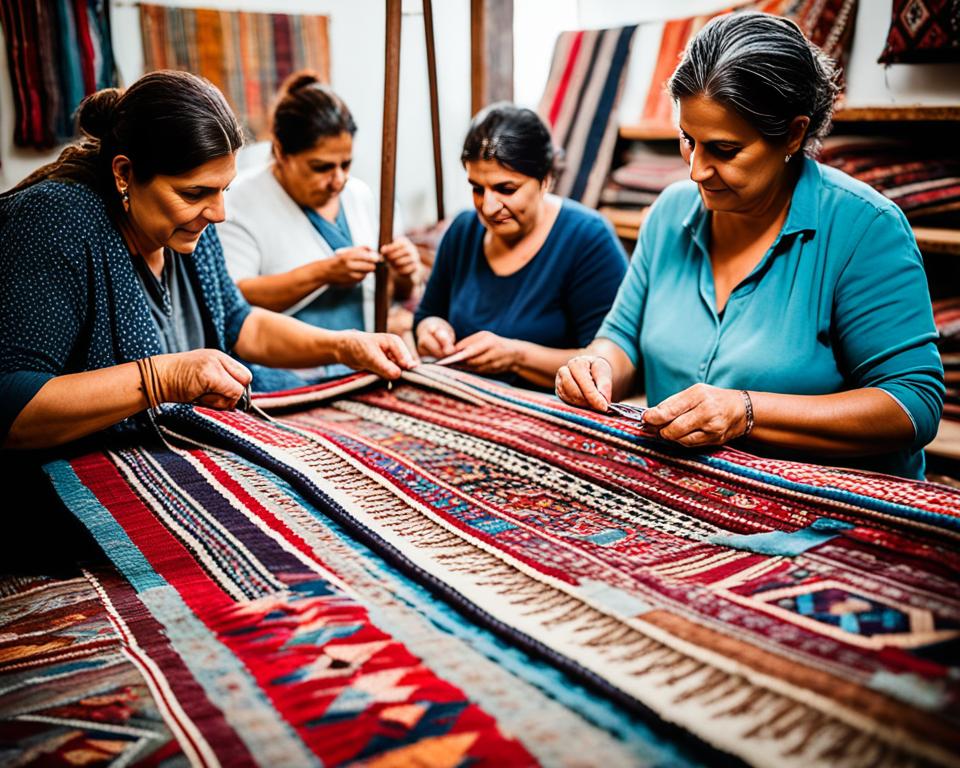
[
  {"left": 538, "top": 25, "right": 638, "bottom": 208},
  {"left": 45, "top": 368, "right": 960, "bottom": 767}
]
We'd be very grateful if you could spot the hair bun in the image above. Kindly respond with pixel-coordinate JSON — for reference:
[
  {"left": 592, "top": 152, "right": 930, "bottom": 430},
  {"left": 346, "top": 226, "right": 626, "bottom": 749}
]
[
  {"left": 282, "top": 70, "right": 323, "bottom": 96},
  {"left": 76, "top": 88, "right": 122, "bottom": 140}
]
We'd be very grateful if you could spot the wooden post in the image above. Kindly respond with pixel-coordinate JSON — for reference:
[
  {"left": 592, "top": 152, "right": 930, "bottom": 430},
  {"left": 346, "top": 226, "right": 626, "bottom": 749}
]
[
  {"left": 470, "top": 0, "right": 513, "bottom": 115},
  {"left": 376, "top": 0, "right": 402, "bottom": 333},
  {"left": 423, "top": 0, "right": 444, "bottom": 222}
]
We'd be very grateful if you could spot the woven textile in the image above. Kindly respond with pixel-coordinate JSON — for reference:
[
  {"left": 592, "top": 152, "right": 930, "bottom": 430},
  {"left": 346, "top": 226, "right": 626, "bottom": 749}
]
[
  {"left": 538, "top": 26, "right": 638, "bottom": 207},
  {"left": 639, "top": 0, "right": 857, "bottom": 129},
  {"left": 935, "top": 297, "right": 960, "bottom": 421},
  {"left": 47, "top": 368, "right": 960, "bottom": 767},
  {"left": 0, "top": 0, "right": 117, "bottom": 149},
  {"left": 0, "top": 574, "right": 179, "bottom": 765},
  {"left": 819, "top": 135, "right": 960, "bottom": 220},
  {"left": 139, "top": 5, "right": 330, "bottom": 139},
  {"left": 879, "top": 0, "right": 960, "bottom": 64}
]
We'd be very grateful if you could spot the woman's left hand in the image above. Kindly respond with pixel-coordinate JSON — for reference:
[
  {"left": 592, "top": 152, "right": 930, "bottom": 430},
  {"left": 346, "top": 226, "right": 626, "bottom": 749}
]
[
  {"left": 453, "top": 331, "right": 519, "bottom": 375},
  {"left": 642, "top": 383, "right": 748, "bottom": 447},
  {"left": 380, "top": 237, "right": 421, "bottom": 280},
  {"left": 335, "top": 330, "right": 419, "bottom": 380}
]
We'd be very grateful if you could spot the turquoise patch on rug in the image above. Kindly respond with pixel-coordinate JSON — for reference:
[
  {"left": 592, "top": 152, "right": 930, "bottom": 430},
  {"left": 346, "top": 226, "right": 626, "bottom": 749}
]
[{"left": 709, "top": 517, "right": 854, "bottom": 557}]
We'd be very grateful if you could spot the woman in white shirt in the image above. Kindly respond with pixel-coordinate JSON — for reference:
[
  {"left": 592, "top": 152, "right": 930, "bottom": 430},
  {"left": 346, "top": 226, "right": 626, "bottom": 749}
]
[{"left": 218, "top": 71, "right": 420, "bottom": 343}]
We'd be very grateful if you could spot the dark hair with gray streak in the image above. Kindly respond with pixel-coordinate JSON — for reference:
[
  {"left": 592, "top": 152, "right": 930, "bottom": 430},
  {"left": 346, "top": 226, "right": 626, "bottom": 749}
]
[
  {"left": 668, "top": 12, "right": 839, "bottom": 156},
  {"left": 461, "top": 102, "right": 559, "bottom": 182}
]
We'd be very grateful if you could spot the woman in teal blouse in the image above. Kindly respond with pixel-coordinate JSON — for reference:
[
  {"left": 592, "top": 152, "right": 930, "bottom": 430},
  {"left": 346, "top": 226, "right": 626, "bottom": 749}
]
[{"left": 556, "top": 13, "right": 943, "bottom": 479}]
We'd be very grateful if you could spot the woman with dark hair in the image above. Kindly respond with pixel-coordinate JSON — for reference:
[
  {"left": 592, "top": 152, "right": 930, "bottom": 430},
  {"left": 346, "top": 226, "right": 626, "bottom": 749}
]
[
  {"left": 556, "top": 12, "right": 943, "bottom": 479},
  {"left": 218, "top": 72, "right": 421, "bottom": 355},
  {"left": 0, "top": 70, "right": 416, "bottom": 452},
  {"left": 414, "top": 103, "right": 628, "bottom": 389}
]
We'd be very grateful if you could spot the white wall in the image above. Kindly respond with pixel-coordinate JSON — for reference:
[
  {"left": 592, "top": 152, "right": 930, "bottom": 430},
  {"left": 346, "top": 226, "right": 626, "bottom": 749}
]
[
  {"left": 0, "top": 0, "right": 474, "bottom": 227},
  {"left": 513, "top": 0, "right": 960, "bottom": 117}
]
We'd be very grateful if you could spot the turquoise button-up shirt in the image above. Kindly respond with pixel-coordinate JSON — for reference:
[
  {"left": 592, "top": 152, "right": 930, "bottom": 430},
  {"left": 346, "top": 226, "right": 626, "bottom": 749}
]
[{"left": 597, "top": 158, "right": 944, "bottom": 479}]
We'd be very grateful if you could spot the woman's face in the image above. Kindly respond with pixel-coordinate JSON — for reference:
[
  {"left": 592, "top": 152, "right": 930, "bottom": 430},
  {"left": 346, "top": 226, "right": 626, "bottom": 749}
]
[
  {"left": 677, "top": 95, "right": 802, "bottom": 214},
  {"left": 275, "top": 132, "right": 353, "bottom": 210},
  {"left": 465, "top": 158, "right": 547, "bottom": 240},
  {"left": 124, "top": 153, "right": 236, "bottom": 254}
]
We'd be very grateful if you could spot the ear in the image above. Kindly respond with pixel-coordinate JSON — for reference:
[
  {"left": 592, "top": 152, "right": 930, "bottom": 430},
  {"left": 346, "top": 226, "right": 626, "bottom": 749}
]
[
  {"left": 786, "top": 115, "right": 810, "bottom": 157},
  {"left": 272, "top": 141, "right": 285, "bottom": 164},
  {"left": 111, "top": 155, "right": 133, "bottom": 193}
]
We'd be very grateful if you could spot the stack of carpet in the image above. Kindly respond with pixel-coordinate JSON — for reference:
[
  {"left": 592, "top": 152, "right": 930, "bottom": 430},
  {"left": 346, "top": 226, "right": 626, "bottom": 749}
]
[
  {"left": 599, "top": 142, "right": 690, "bottom": 208},
  {"left": 819, "top": 135, "right": 960, "bottom": 224},
  {"left": 935, "top": 297, "right": 960, "bottom": 421}
]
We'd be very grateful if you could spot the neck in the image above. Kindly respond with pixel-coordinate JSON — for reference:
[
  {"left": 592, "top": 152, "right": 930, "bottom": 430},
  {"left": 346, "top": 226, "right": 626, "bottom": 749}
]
[{"left": 118, "top": 214, "right": 164, "bottom": 275}]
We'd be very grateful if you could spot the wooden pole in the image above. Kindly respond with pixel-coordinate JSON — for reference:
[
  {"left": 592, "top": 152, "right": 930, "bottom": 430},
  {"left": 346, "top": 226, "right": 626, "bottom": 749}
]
[
  {"left": 376, "top": 0, "right": 402, "bottom": 333},
  {"left": 422, "top": 0, "right": 444, "bottom": 222}
]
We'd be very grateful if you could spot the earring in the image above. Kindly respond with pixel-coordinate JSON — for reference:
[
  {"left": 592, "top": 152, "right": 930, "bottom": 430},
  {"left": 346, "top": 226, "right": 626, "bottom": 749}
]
[
  {"left": 784, "top": 153, "right": 793, "bottom": 164},
  {"left": 119, "top": 186, "right": 130, "bottom": 212}
]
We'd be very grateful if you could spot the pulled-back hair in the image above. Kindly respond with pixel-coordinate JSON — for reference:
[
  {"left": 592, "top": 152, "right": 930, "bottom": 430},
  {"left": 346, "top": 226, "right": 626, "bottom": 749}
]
[
  {"left": 668, "top": 12, "right": 839, "bottom": 156},
  {"left": 272, "top": 71, "right": 356, "bottom": 156},
  {"left": 461, "top": 103, "right": 558, "bottom": 182},
  {"left": 7, "top": 70, "right": 243, "bottom": 215}
]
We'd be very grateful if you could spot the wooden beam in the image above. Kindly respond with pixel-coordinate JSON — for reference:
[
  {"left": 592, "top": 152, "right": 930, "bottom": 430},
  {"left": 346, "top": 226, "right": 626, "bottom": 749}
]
[
  {"left": 470, "top": 0, "right": 513, "bottom": 115},
  {"left": 423, "top": 0, "right": 444, "bottom": 222},
  {"left": 376, "top": 0, "right": 402, "bottom": 333}
]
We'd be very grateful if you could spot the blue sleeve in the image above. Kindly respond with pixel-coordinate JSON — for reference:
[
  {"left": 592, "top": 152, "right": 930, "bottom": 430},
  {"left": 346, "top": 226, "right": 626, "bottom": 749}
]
[
  {"left": 834, "top": 205, "right": 944, "bottom": 450},
  {"left": 564, "top": 215, "right": 628, "bottom": 346},
  {"left": 595, "top": 212, "right": 654, "bottom": 366},
  {"left": 0, "top": 190, "right": 89, "bottom": 438},
  {"left": 414, "top": 214, "right": 465, "bottom": 331}
]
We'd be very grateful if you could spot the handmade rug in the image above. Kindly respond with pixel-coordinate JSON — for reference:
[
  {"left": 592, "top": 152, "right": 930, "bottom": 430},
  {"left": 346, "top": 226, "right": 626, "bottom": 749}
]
[
  {"left": 0, "top": 573, "right": 179, "bottom": 765},
  {"left": 139, "top": 4, "right": 330, "bottom": 139},
  {"left": 819, "top": 135, "right": 960, "bottom": 221},
  {"left": 46, "top": 367, "right": 960, "bottom": 767},
  {"left": 538, "top": 25, "right": 638, "bottom": 208}
]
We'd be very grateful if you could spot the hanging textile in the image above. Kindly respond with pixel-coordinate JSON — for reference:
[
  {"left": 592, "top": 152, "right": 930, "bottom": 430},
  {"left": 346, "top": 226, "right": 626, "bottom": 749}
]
[
  {"left": 139, "top": 5, "right": 330, "bottom": 139},
  {"left": 538, "top": 25, "right": 638, "bottom": 208},
  {"left": 638, "top": 0, "right": 858, "bottom": 130},
  {"left": 41, "top": 367, "right": 960, "bottom": 767},
  {"left": 0, "top": 0, "right": 117, "bottom": 149},
  {"left": 878, "top": 0, "right": 960, "bottom": 64}
]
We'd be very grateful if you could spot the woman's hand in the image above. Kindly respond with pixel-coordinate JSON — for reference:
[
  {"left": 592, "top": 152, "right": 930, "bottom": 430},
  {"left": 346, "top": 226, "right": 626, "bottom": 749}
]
[
  {"left": 335, "top": 330, "right": 419, "bottom": 380},
  {"left": 416, "top": 316, "right": 457, "bottom": 358},
  {"left": 454, "top": 331, "right": 519, "bottom": 375},
  {"left": 555, "top": 355, "right": 613, "bottom": 411},
  {"left": 325, "top": 246, "right": 380, "bottom": 286},
  {"left": 380, "top": 237, "right": 421, "bottom": 280},
  {"left": 642, "top": 383, "right": 747, "bottom": 446},
  {"left": 153, "top": 349, "right": 252, "bottom": 409}
]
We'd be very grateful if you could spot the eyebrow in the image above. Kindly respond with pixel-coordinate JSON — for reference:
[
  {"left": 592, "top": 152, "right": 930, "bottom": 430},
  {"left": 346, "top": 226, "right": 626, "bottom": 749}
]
[{"left": 679, "top": 127, "right": 741, "bottom": 145}]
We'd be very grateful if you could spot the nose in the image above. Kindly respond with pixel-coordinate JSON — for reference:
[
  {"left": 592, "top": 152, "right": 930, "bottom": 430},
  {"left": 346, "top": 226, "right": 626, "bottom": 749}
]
[
  {"left": 688, "top": 147, "right": 713, "bottom": 184},
  {"left": 480, "top": 189, "right": 501, "bottom": 217},
  {"left": 331, "top": 165, "right": 346, "bottom": 190},
  {"left": 204, "top": 192, "right": 227, "bottom": 224}
]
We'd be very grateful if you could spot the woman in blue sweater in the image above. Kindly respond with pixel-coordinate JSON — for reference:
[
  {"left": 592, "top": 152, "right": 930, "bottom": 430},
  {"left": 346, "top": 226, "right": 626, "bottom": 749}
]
[
  {"left": 414, "top": 104, "right": 627, "bottom": 389},
  {"left": 0, "top": 71, "right": 415, "bottom": 452},
  {"left": 556, "top": 13, "right": 943, "bottom": 479}
]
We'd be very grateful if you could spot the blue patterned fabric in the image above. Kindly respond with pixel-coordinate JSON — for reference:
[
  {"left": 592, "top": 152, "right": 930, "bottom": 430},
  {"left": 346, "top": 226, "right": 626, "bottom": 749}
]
[{"left": 0, "top": 180, "right": 251, "bottom": 437}]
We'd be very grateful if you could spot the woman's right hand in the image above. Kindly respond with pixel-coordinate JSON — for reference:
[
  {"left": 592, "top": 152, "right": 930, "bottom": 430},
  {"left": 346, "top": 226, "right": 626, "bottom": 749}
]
[
  {"left": 324, "top": 246, "right": 380, "bottom": 286},
  {"left": 153, "top": 349, "right": 252, "bottom": 410},
  {"left": 555, "top": 355, "right": 613, "bottom": 411},
  {"left": 416, "top": 316, "right": 457, "bottom": 358}
]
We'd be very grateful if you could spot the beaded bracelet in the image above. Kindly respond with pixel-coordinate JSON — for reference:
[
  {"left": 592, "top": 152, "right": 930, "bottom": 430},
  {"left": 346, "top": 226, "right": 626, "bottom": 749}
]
[{"left": 740, "top": 390, "right": 755, "bottom": 438}]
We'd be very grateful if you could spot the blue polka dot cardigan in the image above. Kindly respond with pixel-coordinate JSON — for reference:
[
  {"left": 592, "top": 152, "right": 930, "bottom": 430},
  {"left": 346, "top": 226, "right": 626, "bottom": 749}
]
[{"left": 0, "top": 180, "right": 251, "bottom": 438}]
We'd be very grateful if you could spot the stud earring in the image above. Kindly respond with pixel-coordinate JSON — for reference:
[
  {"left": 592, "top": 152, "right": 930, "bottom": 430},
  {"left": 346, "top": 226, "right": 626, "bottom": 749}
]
[
  {"left": 784, "top": 153, "right": 793, "bottom": 164},
  {"left": 119, "top": 186, "right": 130, "bottom": 211}
]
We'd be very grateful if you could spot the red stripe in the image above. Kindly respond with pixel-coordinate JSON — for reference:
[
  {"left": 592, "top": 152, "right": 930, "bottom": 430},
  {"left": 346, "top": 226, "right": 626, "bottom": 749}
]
[{"left": 548, "top": 31, "right": 583, "bottom": 128}]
